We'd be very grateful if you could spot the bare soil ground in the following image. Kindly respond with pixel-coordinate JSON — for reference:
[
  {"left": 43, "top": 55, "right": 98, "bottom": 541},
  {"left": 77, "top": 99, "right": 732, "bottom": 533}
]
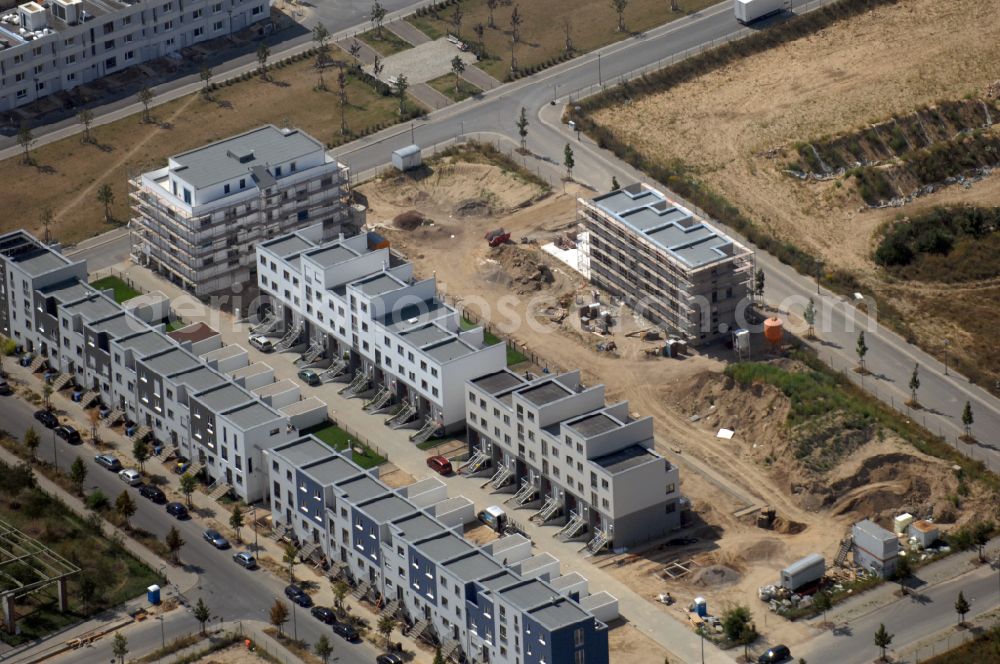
[
  {"left": 360, "top": 154, "right": 998, "bottom": 653},
  {"left": 590, "top": 0, "right": 1000, "bottom": 387}
]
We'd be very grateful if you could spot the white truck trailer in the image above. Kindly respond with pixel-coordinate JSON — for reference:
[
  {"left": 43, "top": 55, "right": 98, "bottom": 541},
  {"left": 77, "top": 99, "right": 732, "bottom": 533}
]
[{"left": 734, "top": 0, "right": 785, "bottom": 23}]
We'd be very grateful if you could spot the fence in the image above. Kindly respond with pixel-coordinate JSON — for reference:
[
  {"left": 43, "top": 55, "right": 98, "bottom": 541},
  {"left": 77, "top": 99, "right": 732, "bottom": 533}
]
[
  {"left": 89, "top": 266, "right": 149, "bottom": 296},
  {"left": 328, "top": 419, "right": 391, "bottom": 467}
]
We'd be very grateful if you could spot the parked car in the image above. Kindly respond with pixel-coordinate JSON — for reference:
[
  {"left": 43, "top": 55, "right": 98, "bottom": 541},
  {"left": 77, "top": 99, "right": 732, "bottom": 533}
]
[
  {"left": 203, "top": 529, "right": 230, "bottom": 549},
  {"left": 139, "top": 484, "right": 166, "bottom": 503},
  {"left": 377, "top": 654, "right": 403, "bottom": 664},
  {"left": 119, "top": 469, "right": 142, "bottom": 486},
  {"left": 248, "top": 335, "right": 274, "bottom": 352},
  {"left": 332, "top": 621, "right": 359, "bottom": 641},
  {"left": 310, "top": 606, "right": 336, "bottom": 624},
  {"left": 757, "top": 645, "right": 791, "bottom": 664},
  {"left": 33, "top": 409, "right": 58, "bottom": 428},
  {"left": 284, "top": 584, "right": 312, "bottom": 607},
  {"left": 54, "top": 425, "right": 81, "bottom": 444},
  {"left": 426, "top": 455, "right": 453, "bottom": 475},
  {"left": 297, "top": 368, "right": 320, "bottom": 386},
  {"left": 95, "top": 454, "right": 123, "bottom": 471},
  {"left": 233, "top": 551, "right": 257, "bottom": 569},
  {"left": 166, "top": 502, "right": 189, "bottom": 519},
  {"left": 0, "top": 379, "right": 11, "bottom": 395}
]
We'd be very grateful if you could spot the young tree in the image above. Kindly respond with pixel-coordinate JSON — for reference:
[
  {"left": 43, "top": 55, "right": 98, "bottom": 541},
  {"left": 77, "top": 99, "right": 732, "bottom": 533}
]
[
  {"left": 115, "top": 490, "right": 137, "bottom": 529},
  {"left": 70, "top": 457, "right": 88, "bottom": 495},
  {"left": 451, "top": 55, "right": 466, "bottom": 95},
  {"left": 370, "top": 1, "right": 387, "bottom": 37},
  {"left": 337, "top": 69, "right": 350, "bottom": 136},
  {"left": 42, "top": 383, "right": 53, "bottom": 410},
  {"left": 283, "top": 542, "right": 299, "bottom": 582},
  {"left": 451, "top": 4, "right": 464, "bottom": 38},
  {"left": 961, "top": 400, "right": 974, "bottom": 439},
  {"left": 563, "top": 143, "right": 574, "bottom": 179},
  {"left": 754, "top": 268, "right": 765, "bottom": 302},
  {"left": 856, "top": 331, "right": 868, "bottom": 372},
  {"left": 270, "top": 599, "right": 289, "bottom": 635},
  {"left": 348, "top": 40, "right": 362, "bottom": 64},
  {"left": 229, "top": 504, "right": 245, "bottom": 542},
  {"left": 955, "top": 590, "right": 970, "bottom": 626},
  {"left": 180, "top": 473, "right": 197, "bottom": 507},
  {"left": 894, "top": 553, "right": 912, "bottom": 592},
  {"left": 40, "top": 208, "right": 54, "bottom": 244},
  {"left": 611, "top": 0, "right": 629, "bottom": 32},
  {"left": 137, "top": 86, "right": 155, "bottom": 124},
  {"left": 333, "top": 579, "right": 349, "bottom": 609},
  {"left": 473, "top": 22, "right": 485, "bottom": 57},
  {"left": 377, "top": 613, "right": 395, "bottom": 647},
  {"left": 79, "top": 575, "right": 99, "bottom": 611},
  {"left": 611, "top": 176, "right": 620, "bottom": 191},
  {"left": 97, "top": 183, "right": 115, "bottom": 224},
  {"left": 908, "top": 363, "right": 920, "bottom": 406},
  {"left": 24, "top": 427, "right": 40, "bottom": 461},
  {"left": 314, "top": 634, "right": 334, "bottom": 663},
  {"left": 193, "top": 597, "right": 212, "bottom": 634},
  {"left": 873, "top": 623, "right": 893, "bottom": 662},
  {"left": 313, "top": 22, "right": 330, "bottom": 89},
  {"left": 257, "top": 43, "right": 271, "bottom": 79},
  {"left": 88, "top": 408, "right": 101, "bottom": 444},
  {"left": 132, "top": 438, "right": 149, "bottom": 473},
  {"left": 803, "top": 298, "right": 816, "bottom": 338},
  {"left": 813, "top": 590, "right": 832, "bottom": 625},
  {"left": 509, "top": 5, "right": 523, "bottom": 71},
  {"left": 516, "top": 106, "right": 529, "bottom": 151},
  {"left": 17, "top": 122, "right": 34, "bottom": 165},
  {"left": 739, "top": 622, "right": 757, "bottom": 662},
  {"left": 721, "top": 604, "right": 752, "bottom": 643},
  {"left": 393, "top": 74, "right": 409, "bottom": 114},
  {"left": 112, "top": 632, "right": 129, "bottom": 664},
  {"left": 433, "top": 646, "right": 445, "bottom": 664},
  {"left": 973, "top": 522, "right": 992, "bottom": 561},
  {"left": 372, "top": 54, "right": 385, "bottom": 80},
  {"left": 486, "top": 0, "right": 498, "bottom": 28},
  {"left": 563, "top": 16, "right": 573, "bottom": 53},
  {"left": 78, "top": 108, "right": 95, "bottom": 143},
  {"left": 165, "top": 525, "right": 184, "bottom": 564},
  {"left": 200, "top": 66, "right": 213, "bottom": 98},
  {"left": 671, "top": 0, "right": 680, "bottom": 11}
]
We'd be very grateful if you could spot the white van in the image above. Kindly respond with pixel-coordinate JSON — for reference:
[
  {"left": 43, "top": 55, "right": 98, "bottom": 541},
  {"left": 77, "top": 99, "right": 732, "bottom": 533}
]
[
  {"left": 119, "top": 469, "right": 142, "bottom": 486},
  {"left": 248, "top": 335, "right": 274, "bottom": 352}
]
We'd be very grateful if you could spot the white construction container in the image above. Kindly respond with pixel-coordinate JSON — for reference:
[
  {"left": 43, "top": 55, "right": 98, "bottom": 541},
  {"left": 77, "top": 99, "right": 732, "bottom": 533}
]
[
  {"left": 852, "top": 519, "right": 900, "bottom": 578},
  {"left": 392, "top": 145, "right": 422, "bottom": 172},
  {"left": 894, "top": 513, "right": 914, "bottom": 535},
  {"left": 779, "top": 553, "right": 824, "bottom": 591},
  {"left": 734, "top": 0, "right": 785, "bottom": 23}
]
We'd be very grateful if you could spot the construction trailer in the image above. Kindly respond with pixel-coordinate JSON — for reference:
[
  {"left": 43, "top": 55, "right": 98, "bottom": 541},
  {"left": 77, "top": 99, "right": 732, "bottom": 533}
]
[
  {"left": 852, "top": 519, "right": 899, "bottom": 578},
  {"left": 392, "top": 144, "right": 422, "bottom": 172},
  {"left": 779, "top": 553, "right": 825, "bottom": 592}
]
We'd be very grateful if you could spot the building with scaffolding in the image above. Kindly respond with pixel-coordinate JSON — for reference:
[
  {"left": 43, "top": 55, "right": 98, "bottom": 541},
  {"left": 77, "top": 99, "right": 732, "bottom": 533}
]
[
  {"left": 254, "top": 225, "right": 507, "bottom": 439},
  {"left": 129, "top": 125, "right": 361, "bottom": 300},
  {"left": 0, "top": 519, "right": 80, "bottom": 634},
  {"left": 578, "top": 183, "right": 753, "bottom": 344},
  {"left": 463, "top": 369, "right": 680, "bottom": 552}
]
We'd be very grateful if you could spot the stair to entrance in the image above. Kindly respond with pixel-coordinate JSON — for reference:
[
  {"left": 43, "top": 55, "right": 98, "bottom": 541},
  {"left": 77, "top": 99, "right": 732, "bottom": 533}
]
[
  {"left": 295, "top": 339, "right": 325, "bottom": 366},
  {"left": 251, "top": 312, "right": 280, "bottom": 335},
  {"left": 131, "top": 425, "right": 152, "bottom": 443},
  {"left": 386, "top": 402, "right": 416, "bottom": 428},
  {"left": 409, "top": 417, "right": 439, "bottom": 444},
  {"left": 51, "top": 373, "right": 74, "bottom": 391},
  {"left": 104, "top": 407, "right": 125, "bottom": 424},
  {"left": 185, "top": 461, "right": 204, "bottom": 478},
  {"left": 461, "top": 448, "right": 490, "bottom": 476},
  {"left": 557, "top": 512, "right": 587, "bottom": 541},
  {"left": 441, "top": 638, "right": 461, "bottom": 661},
  {"left": 380, "top": 598, "right": 400, "bottom": 618},
  {"left": 834, "top": 536, "right": 853, "bottom": 567},
  {"left": 586, "top": 530, "right": 610, "bottom": 554},
  {"left": 509, "top": 481, "right": 539, "bottom": 507},
  {"left": 274, "top": 320, "right": 304, "bottom": 352},
  {"left": 208, "top": 482, "right": 232, "bottom": 501},
  {"left": 533, "top": 495, "right": 560, "bottom": 523},
  {"left": 319, "top": 359, "right": 348, "bottom": 383},
  {"left": 29, "top": 356, "right": 47, "bottom": 373},
  {"left": 409, "top": 617, "right": 431, "bottom": 642},
  {"left": 339, "top": 371, "right": 371, "bottom": 397},
  {"left": 352, "top": 581, "right": 371, "bottom": 600},
  {"left": 79, "top": 391, "right": 101, "bottom": 408},
  {"left": 484, "top": 465, "right": 513, "bottom": 490},
  {"left": 364, "top": 386, "right": 392, "bottom": 412}
]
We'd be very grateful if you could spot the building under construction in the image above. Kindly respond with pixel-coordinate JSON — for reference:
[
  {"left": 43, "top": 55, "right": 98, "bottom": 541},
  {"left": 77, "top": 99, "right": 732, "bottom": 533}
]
[
  {"left": 129, "top": 125, "right": 362, "bottom": 301},
  {"left": 578, "top": 183, "right": 753, "bottom": 344}
]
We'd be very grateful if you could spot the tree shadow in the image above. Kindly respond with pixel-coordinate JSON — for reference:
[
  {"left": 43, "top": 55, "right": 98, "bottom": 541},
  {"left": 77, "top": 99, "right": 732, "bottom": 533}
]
[{"left": 832, "top": 623, "right": 853, "bottom": 637}]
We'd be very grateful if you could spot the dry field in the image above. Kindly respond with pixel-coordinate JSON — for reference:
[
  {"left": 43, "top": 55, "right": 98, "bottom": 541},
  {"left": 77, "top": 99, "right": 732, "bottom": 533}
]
[
  {"left": 407, "top": 0, "right": 719, "bottom": 80},
  {"left": 5, "top": 58, "right": 421, "bottom": 246},
  {"left": 589, "top": 0, "right": 1000, "bottom": 387},
  {"left": 360, "top": 153, "right": 999, "bottom": 653}
]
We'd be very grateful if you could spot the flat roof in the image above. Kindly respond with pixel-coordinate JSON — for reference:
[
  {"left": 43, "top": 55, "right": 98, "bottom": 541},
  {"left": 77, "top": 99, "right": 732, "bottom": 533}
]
[
  {"left": 443, "top": 552, "right": 503, "bottom": 583},
  {"left": 223, "top": 402, "right": 282, "bottom": 429},
  {"left": 306, "top": 243, "right": 358, "bottom": 268},
  {"left": 854, "top": 519, "right": 896, "bottom": 541},
  {"left": 89, "top": 314, "right": 143, "bottom": 340},
  {"left": 478, "top": 571, "right": 521, "bottom": 592},
  {"left": 303, "top": 456, "right": 362, "bottom": 486},
  {"left": 381, "top": 299, "right": 451, "bottom": 331},
  {"left": 357, "top": 495, "right": 416, "bottom": 524},
  {"left": 194, "top": 383, "right": 254, "bottom": 412},
  {"left": 229, "top": 362, "right": 273, "bottom": 379},
  {"left": 12, "top": 249, "right": 71, "bottom": 276},
  {"left": 498, "top": 579, "right": 554, "bottom": 611},
  {"left": 169, "top": 126, "right": 324, "bottom": 190},
  {"left": 414, "top": 532, "right": 474, "bottom": 563},
  {"left": 169, "top": 367, "right": 227, "bottom": 393},
  {"left": 590, "top": 186, "right": 737, "bottom": 269},
  {"left": 517, "top": 381, "right": 573, "bottom": 407},
  {"left": 592, "top": 444, "right": 658, "bottom": 474},
  {"left": 399, "top": 323, "right": 452, "bottom": 349},
  {"left": 254, "top": 379, "right": 299, "bottom": 398},
  {"left": 336, "top": 475, "right": 387, "bottom": 503},
  {"left": 472, "top": 370, "right": 527, "bottom": 395},
  {"left": 62, "top": 295, "right": 120, "bottom": 322},
  {"left": 424, "top": 338, "right": 476, "bottom": 363},
  {"left": 280, "top": 397, "right": 326, "bottom": 416},
  {"left": 264, "top": 234, "right": 316, "bottom": 259},
  {"left": 392, "top": 513, "right": 446, "bottom": 542},
  {"left": 116, "top": 330, "right": 174, "bottom": 358},
  {"left": 568, "top": 412, "right": 621, "bottom": 438},
  {"left": 201, "top": 345, "right": 245, "bottom": 362},
  {"left": 529, "top": 599, "right": 591, "bottom": 631},
  {"left": 142, "top": 348, "right": 201, "bottom": 376},
  {"left": 168, "top": 322, "right": 218, "bottom": 344},
  {"left": 42, "top": 280, "right": 92, "bottom": 303},
  {"left": 274, "top": 438, "right": 336, "bottom": 468},
  {"left": 354, "top": 272, "right": 402, "bottom": 297}
]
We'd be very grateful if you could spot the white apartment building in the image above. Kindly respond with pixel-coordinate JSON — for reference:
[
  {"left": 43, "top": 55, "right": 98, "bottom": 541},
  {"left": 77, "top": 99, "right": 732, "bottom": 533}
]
[
  {"left": 267, "top": 436, "right": 614, "bottom": 664},
  {"left": 0, "top": 0, "right": 269, "bottom": 112},
  {"left": 256, "top": 225, "right": 506, "bottom": 439},
  {"left": 130, "top": 125, "right": 360, "bottom": 300},
  {"left": 464, "top": 369, "right": 681, "bottom": 552}
]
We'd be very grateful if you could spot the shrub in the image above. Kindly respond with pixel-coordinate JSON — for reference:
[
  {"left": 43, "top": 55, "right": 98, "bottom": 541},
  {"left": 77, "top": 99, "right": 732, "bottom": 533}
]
[{"left": 86, "top": 489, "right": 110, "bottom": 511}]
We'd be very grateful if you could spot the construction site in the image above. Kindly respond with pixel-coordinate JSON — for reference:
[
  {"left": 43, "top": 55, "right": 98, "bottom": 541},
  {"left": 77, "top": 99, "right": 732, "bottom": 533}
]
[{"left": 358, "top": 147, "right": 1000, "bottom": 654}]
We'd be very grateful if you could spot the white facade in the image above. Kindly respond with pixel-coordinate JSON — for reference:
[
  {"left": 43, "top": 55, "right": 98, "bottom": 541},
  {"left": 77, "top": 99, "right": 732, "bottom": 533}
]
[{"left": 0, "top": 0, "right": 269, "bottom": 112}]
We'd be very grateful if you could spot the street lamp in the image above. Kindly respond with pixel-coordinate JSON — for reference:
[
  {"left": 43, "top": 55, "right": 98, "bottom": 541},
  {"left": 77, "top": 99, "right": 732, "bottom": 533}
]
[
  {"left": 292, "top": 601, "right": 298, "bottom": 641},
  {"left": 943, "top": 338, "right": 950, "bottom": 375},
  {"left": 156, "top": 616, "right": 165, "bottom": 649},
  {"left": 698, "top": 624, "right": 705, "bottom": 664}
]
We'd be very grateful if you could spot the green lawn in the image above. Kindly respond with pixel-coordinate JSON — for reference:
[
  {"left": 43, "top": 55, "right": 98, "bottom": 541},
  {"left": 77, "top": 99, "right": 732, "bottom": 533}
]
[
  {"left": 164, "top": 319, "right": 186, "bottom": 333},
  {"left": 90, "top": 276, "right": 141, "bottom": 304},
  {"left": 357, "top": 28, "right": 414, "bottom": 57},
  {"left": 406, "top": 15, "right": 446, "bottom": 41},
  {"left": 302, "top": 421, "right": 386, "bottom": 469},
  {"left": 426, "top": 74, "right": 481, "bottom": 102},
  {"left": 461, "top": 317, "right": 528, "bottom": 366}
]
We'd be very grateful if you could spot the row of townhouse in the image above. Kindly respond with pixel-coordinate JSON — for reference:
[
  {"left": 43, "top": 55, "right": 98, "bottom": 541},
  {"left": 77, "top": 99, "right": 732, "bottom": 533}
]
[
  {"left": 0, "top": 229, "right": 330, "bottom": 503},
  {"left": 463, "top": 369, "right": 682, "bottom": 553},
  {"left": 255, "top": 223, "right": 507, "bottom": 440},
  {"left": 0, "top": 0, "right": 269, "bottom": 112},
  {"left": 268, "top": 435, "right": 615, "bottom": 664}
]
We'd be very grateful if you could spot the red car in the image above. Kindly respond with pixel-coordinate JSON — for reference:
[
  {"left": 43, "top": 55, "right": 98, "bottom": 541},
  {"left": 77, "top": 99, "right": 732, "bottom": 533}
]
[{"left": 426, "top": 455, "right": 453, "bottom": 475}]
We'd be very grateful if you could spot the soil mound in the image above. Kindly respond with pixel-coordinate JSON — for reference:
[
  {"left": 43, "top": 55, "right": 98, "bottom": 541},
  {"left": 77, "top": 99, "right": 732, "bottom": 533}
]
[
  {"left": 691, "top": 565, "right": 742, "bottom": 587},
  {"left": 393, "top": 210, "right": 428, "bottom": 230},
  {"left": 454, "top": 198, "right": 493, "bottom": 217},
  {"left": 481, "top": 244, "right": 556, "bottom": 294}
]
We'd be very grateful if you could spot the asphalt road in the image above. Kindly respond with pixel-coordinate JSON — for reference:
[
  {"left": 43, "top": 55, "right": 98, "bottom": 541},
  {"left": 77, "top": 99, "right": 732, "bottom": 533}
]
[{"left": 0, "top": 393, "right": 377, "bottom": 664}]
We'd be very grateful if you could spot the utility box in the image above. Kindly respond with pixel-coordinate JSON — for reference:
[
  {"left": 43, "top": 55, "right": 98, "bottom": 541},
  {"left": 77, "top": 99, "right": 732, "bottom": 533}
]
[
  {"left": 780, "top": 553, "right": 824, "bottom": 591},
  {"left": 392, "top": 145, "right": 422, "bottom": 172},
  {"left": 852, "top": 519, "right": 899, "bottom": 578}
]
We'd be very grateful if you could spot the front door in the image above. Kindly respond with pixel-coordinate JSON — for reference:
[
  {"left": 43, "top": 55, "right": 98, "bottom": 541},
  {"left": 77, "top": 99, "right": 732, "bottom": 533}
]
[{"left": 225, "top": 467, "right": 233, "bottom": 484}]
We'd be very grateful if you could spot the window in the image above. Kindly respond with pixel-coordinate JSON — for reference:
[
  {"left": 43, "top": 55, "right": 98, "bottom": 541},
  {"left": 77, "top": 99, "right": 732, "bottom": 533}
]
[
  {"left": 666, "top": 483, "right": 675, "bottom": 494},
  {"left": 193, "top": 26, "right": 203, "bottom": 37},
  {"left": 125, "top": 50, "right": 135, "bottom": 61},
  {"left": 252, "top": 4, "right": 262, "bottom": 14},
  {"left": 575, "top": 650, "right": 586, "bottom": 664},
  {"left": 104, "top": 39, "right": 115, "bottom": 49},
  {"left": 275, "top": 165, "right": 282, "bottom": 176},
  {"left": 239, "top": 178, "right": 246, "bottom": 190},
  {"left": 601, "top": 479, "right": 609, "bottom": 489},
  {"left": 213, "top": 20, "right": 223, "bottom": 30},
  {"left": 224, "top": 183, "right": 231, "bottom": 194}
]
